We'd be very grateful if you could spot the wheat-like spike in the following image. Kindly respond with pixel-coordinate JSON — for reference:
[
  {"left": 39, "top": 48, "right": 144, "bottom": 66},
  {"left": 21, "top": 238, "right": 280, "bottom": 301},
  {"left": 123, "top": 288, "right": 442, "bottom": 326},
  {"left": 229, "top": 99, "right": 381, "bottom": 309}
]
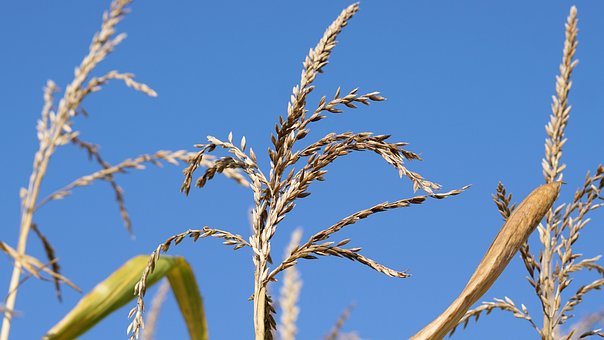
[
  {"left": 276, "top": 4, "right": 359, "bottom": 137},
  {"left": 36, "top": 150, "right": 192, "bottom": 211},
  {"left": 278, "top": 228, "right": 303, "bottom": 340},
  {"left": 165, "top": 4, "right": 468, "bottom": 339},
  {"left": 542, "top": 6, "right": 578, "bottom": 184},
  {"left": 269, "top": 3, "right": 360, "bottom": 197},
  {"left": 537, "top": 8, "right": 580, "bottom": 338},
  {"left": 262, "top": 133, "right": 444, "bottom": 247},
  {"left": 560, "top": 167, "right": 604, "bottom": 239},
  {"left": 269, "top": 242, "right": 410, "bottom": 285},
  {"left": 255, "top": 7, "right": 362, "bottom": 338},
  {"left": 298, "top": 132, "right": 440, "bottom": 194},
  {"left": 183, "top": 135, "right": 270, "bottom": 340},
  {"left": 265, "top": 132, "right": 436, "bottom": 245},
  {"left": 492, "top": 182, "right": 516, "bottom": 220},
  {"left": 551, "top": 167, "right": 604, "bottom": 327},
  {"left": 182, "top": 136, "right": 266, "bottom": 196},
  {"left": 298, "top": 132, "right": 407, "bottom": 157},
  {"left": 141, "top": 279, "right": 170, "bottom": 340},
  {"left": 294, "top": 89, "right": 385, "bottom": 142},
  {"left": 558, "top": 279, "right": 604, "bottom": 326},
  {"left": 2, "top": 1, "right": 142, "bottom": 337},
  {"left": 307, "top": 243, "right": 410, "bottom": 278},
  {"left": 36, "top": 81, "right": 58, "bottom": 143},
  {"left": 449, "top": 297, "right": 539, "bottom": 337},
  {"left": 206, "top": 135, "right": 270, "bottom": 185},
  {"left": 182, "top": 144, "right": 216, "bottom": 195},
  {"left": 268, "top": 187, "right": 467, "bottom": 282},
  {"left": 310, "top": 187, "right": 467, "bottom": 244},
  {"left": 84, "top": 71, "right": 157, "bottom": 98},
  {"left": 195, "top": 156, "right": 251, "bottom": 189},
  {"left": 128, "top": 226, "right": 248, "bottom": 339},
  {"left": 290, "top": 132, "right": 422, "bottom": 176},
  {"left": 563, "top": 257, "right": 604, "bottom": 276},
  {"left": 324, "top": 304, "right": 354, "bottom": 340}
]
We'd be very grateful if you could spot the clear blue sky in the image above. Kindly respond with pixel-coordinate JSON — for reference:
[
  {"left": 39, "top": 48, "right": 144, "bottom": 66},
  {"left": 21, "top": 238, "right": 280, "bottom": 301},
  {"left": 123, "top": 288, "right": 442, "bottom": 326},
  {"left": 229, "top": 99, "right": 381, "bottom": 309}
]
[{"left": 1, "top": 1, "right": 603, "bottom": 339}]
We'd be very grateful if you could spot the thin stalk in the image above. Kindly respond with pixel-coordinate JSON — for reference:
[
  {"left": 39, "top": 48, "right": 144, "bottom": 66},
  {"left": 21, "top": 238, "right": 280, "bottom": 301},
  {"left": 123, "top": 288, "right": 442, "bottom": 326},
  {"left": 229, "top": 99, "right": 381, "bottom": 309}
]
[
  {"left": 3, "top": 2, "right": 135, "bottom": 336},
  {"left": 540, "top": 210, "right": 556, "bottom": 339},
  {"left": 1, "top": 131, "right": 58, "bottom": 340},
  {"left": 253, "top": 280, "right": 267, "bottom": 340}
]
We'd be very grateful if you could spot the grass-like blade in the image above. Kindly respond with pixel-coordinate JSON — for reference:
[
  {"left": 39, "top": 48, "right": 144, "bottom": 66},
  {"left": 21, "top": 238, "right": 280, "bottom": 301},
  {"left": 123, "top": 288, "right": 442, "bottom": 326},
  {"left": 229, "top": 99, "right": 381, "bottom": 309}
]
[{"left": 45, "top": 255, "right": 207, "bottom": 340}]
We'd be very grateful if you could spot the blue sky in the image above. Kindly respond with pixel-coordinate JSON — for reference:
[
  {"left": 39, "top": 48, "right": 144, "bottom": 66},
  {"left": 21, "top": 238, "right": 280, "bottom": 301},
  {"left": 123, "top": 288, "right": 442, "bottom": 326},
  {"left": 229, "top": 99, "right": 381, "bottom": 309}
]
[{"left": 1, "top": 1, "right": 603, "bottom": 339}]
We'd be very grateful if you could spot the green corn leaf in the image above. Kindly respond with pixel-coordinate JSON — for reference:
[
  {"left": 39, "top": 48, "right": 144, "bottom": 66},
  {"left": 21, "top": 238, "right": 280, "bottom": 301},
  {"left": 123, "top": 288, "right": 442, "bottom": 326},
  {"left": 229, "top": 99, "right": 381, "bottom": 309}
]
[{"left": 45, "top": 255, "right": 207, "bottom": 340}]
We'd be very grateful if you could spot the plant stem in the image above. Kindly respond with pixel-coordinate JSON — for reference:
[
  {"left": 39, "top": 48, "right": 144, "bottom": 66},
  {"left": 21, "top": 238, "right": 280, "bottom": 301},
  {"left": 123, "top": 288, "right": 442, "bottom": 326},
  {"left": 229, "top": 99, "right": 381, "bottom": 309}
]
[
  {"left": 540, "top": 210, "right": 557, "bottom": 339},
  {"left": 253, "top": 263, "right": 267, "bottom": 340},
  {"left": 1, "top": 143, "right": 54, "bottom": 340}
]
